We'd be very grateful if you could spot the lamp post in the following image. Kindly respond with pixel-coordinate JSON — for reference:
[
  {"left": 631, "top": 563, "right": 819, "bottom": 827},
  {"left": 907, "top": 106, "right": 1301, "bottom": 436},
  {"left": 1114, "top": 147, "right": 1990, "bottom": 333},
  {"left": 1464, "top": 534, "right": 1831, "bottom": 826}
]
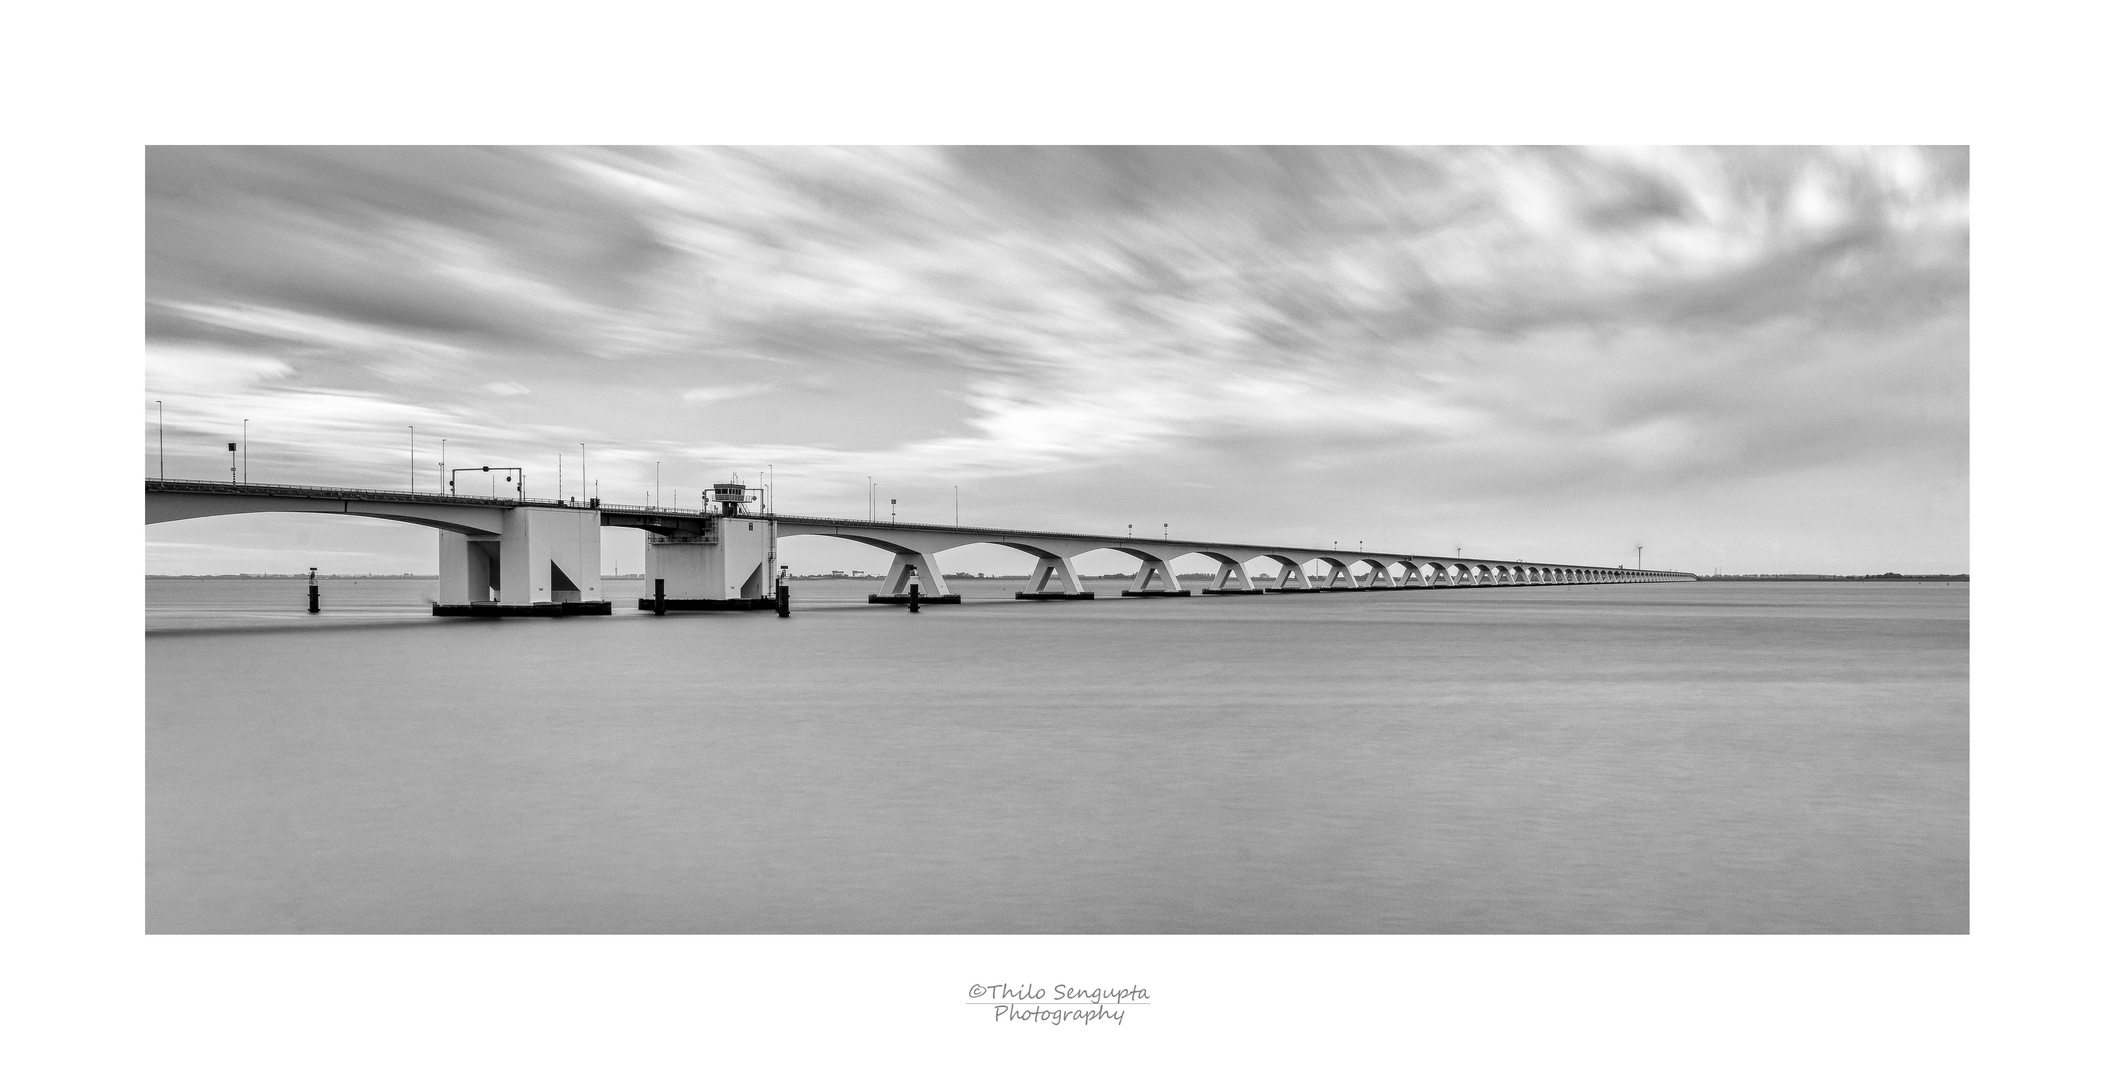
[
  {"left": 440, "top": 439, "right": 447, "bottom": 492},
  {"left": 890, "top": 498, "right": 896, "bottom": 525},
  {"left": 580, "top": 443, "right": 587, "bottom": 503},
  {"left": 954, "top": 486, "right": 959, "bottom": 526},
  {"left": 241, "top": 419, "right": 247, "bottom": 483},
  {"left": 155, "top": 400, "right": 163, "bottom": 479},
  {"left": 655, "top": 462, "right": 660, "bottom": 509},
  {"left": 408, "top": 426, "right": 416, "bottom": 492}
]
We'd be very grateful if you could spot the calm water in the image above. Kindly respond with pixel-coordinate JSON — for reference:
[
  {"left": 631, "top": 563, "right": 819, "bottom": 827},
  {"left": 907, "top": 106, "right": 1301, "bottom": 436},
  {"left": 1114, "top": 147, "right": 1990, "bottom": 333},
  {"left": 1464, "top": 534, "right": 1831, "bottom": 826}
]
[{"left": 146, "top": 579, "right": 1968, "bottom": 933}]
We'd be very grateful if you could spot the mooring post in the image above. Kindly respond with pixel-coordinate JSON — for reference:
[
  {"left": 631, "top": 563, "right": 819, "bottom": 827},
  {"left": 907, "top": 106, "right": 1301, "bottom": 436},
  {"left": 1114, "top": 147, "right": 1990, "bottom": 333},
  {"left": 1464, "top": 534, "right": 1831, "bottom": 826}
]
[
  {"left": 776, "top": 565, "right": 790, "bottom": 618},
  {"left": 653, "top": 577, "right": 666, "bottom": 616},
  {"left": 908, "top": 566, "right": 921, "bottom": 613},
  {"left": 307, "top": 567, "right": 319, "bottom": 613}
]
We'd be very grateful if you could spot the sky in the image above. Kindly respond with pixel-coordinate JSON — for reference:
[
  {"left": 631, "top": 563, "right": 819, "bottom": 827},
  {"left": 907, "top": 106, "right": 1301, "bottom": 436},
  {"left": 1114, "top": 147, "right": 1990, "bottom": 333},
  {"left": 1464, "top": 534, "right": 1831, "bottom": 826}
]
[{"left": 145, "top": 146, "right": 1968, "bottom": 576}]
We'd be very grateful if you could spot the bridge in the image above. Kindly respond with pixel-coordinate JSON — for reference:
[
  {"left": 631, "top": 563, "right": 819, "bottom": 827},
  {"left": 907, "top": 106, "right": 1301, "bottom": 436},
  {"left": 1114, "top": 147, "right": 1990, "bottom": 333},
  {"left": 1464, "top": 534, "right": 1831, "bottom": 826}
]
[{"left": 146, "top": 478, "right": 1696, "bottom": 614}]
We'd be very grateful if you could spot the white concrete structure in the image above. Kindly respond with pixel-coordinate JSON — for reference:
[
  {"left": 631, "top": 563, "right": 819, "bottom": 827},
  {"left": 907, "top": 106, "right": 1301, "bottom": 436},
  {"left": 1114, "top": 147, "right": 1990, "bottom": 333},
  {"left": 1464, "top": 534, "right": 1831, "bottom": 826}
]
[
  {"left": 149, "top": 481, "right": 601, "bottom": 607},
  {"left": 146, "top": 479, "right": 1698, "bottom": 617},
  {"left": 769, "top": 514, "right": 1696, "bottom": 593},
  {"left": 642, "top": 515, "right": 774, "bottom": 601}
]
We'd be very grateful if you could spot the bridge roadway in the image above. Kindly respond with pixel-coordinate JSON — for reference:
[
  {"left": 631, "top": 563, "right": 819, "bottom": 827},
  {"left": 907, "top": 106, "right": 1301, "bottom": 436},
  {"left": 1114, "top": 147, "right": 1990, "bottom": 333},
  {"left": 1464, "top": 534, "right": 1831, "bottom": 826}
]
[{"left": 146, "top": 478, "right": 1695, "bottom": 612}]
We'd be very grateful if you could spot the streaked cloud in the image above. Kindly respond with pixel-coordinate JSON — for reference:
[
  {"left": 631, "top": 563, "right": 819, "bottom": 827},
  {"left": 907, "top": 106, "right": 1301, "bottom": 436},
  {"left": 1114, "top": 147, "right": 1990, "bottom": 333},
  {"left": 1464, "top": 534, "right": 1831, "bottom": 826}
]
[
  {"left": 146, "top": 146, "right": 1968, "bottom": 573},
  {"left": 681, "top": 384, "right": 773, "bottom": 405}
]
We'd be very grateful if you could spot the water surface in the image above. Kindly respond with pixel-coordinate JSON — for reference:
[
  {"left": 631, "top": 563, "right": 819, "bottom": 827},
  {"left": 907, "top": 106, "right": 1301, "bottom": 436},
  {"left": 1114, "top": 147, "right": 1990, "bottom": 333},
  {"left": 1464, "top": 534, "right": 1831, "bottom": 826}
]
[{"left": 146, "top": 580, "right": 1969, "bottom": 933}]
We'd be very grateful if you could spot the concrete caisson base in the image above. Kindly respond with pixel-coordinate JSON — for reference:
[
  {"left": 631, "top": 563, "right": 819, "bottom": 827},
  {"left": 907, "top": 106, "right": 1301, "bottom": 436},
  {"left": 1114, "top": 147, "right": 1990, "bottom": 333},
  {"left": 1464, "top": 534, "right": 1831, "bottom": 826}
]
[
  {"left": 1015, "top": 591, "right": 1095, "bottom": 600},
  {"left": 1200, "top": 588, "right": 1264, "bottom": 595},
  {"left": 432, "top": 601, "right": 612, "bottom": 617},
  {"left": 1120, "top": 589, "right": 1192, "bottom": 598},
  {"left": 867, "top": 593, "right": 963, "bottom": 605},
  {"left": 1265, "top": 587, "right": 1322, "bottom": 593},
  {"left": 635, "top": 597, "right": 776, "bottom": 612}
]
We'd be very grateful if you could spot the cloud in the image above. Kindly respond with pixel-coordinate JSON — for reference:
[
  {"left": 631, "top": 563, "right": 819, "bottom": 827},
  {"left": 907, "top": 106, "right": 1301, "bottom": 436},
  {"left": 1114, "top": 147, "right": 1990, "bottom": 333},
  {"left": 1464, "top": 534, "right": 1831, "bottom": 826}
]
[
  {"left": 145, "top": 147, "right": 1970, "bottom": 573},
  {"left": 681, "top": 384, "right": 772, "bottom": 404}
]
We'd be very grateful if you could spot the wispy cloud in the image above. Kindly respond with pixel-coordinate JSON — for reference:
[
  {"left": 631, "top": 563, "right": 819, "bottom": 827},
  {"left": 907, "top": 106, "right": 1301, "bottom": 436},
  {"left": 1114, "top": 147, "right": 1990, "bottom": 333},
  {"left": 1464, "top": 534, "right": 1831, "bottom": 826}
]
[
  {"left": 145, "top": 146, "right": 1968, "bottom": 572},
  {"left": 681, "top": 384, "right": 773, "bottom": 405}
]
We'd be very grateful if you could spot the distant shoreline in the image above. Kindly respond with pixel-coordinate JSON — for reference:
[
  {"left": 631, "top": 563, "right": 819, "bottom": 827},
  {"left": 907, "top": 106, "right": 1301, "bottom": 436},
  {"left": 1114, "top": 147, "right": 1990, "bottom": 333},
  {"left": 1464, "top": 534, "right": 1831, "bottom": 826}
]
[
  {"left": 148, "top": 572, "right": 1968, "bottom": 582},
  {"left": 1694, "top": 574, "right": 1968, "bottom": 582}
]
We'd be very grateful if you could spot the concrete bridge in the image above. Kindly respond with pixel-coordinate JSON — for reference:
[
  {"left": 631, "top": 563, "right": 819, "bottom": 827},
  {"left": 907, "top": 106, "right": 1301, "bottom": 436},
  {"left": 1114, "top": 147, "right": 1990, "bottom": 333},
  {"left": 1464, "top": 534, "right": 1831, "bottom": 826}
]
[{"left": 146, "top": 477, "right": 1696, "bottom": 614}]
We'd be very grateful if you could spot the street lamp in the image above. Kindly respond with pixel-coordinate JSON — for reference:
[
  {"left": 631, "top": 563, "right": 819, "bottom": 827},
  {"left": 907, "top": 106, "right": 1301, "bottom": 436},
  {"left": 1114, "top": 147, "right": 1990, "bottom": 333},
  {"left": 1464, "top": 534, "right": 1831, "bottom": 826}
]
[
  {"left": 890, "top": 498, "right": 896, "bottom": 525},
  {"left": 241, "top": 419, "right": 247, "bottom": 483},
  {"left": 409, "top": 425, "right": 416, "bottom": 492},
  {"left": 155, "top": 400, "right": 163, "bottom": 479}
]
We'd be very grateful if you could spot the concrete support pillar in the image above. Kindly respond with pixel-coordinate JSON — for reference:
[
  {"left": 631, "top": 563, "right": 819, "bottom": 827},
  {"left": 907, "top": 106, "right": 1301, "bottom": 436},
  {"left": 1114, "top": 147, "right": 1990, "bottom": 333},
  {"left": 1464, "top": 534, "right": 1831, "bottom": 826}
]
[
  {"left": 1208, "top": 558, "right": 1255, "bottom": 590},
  {"left": 1320, "top": 560, "right": 1357, "bottom": 588},
  {"left": 1129, "top": 555, "right": 1182, "bottom": 592},
  {"left": 1026, "top": 554, "right": 1085, "bottom": 593},
  {"left": 1272, "top": 558, "right": 1313, "bottom": 589},
  {"left": 1361, "top": 563, "right": 1394, "bottom": 588},
  {"left": 496, "top": 507, "right": 602, "bottom": 605},
  {"left": 636, "top": 516, "right": 774, "bottom": 605},
  {"left": 883, "top": 551, "right": 951, "bottom": 595},
  {"left": 437, "top": 532, "right": 502, "bottom": 603},
  {"left": 643, "top": 535, "right": 718, "bottom": 598}
]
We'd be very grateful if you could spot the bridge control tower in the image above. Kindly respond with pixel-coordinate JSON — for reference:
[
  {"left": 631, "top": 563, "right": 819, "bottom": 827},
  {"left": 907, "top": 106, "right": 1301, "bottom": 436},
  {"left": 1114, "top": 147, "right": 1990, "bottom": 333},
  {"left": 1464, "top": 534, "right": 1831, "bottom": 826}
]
[{"left": 711, "top": 482, "right": 753, "bottom": 516}]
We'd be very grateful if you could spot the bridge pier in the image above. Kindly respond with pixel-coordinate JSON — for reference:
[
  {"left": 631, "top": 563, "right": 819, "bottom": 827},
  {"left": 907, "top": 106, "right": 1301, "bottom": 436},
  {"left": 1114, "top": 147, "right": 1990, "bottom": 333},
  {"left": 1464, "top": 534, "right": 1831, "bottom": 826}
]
[
  {"left": 1122, "top": 554, "right": 1190, "bottom": 597},
  {"left": 1201, "top": 555, "right": 1261, "bottom": 595},
  {"left": 1319, "top": 559, "right": 1361, "bottom": 590},
  {"left": 1266, "top": 556, "right": 1318, "bottom": 592},
  {"left": 437, "top": 533, "right": 501, "bottom": 604},
  {"left": 1016, "top": 554, "right": 1093, "bottom": 600},
  {"left": 434, "top": 506, "right": 608, "bottom": 616},
  {"left": 869, "top": 551, "right": 961, "bottom": 605},
  {"left": 638, "top": 514, "right": 776, "bottom": 612}
]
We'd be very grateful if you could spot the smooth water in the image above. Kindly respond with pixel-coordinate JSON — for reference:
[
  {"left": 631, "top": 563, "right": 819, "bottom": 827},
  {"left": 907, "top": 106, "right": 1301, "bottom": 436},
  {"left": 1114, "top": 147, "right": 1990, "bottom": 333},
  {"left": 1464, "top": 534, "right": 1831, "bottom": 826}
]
[{"left": 146, "top": 580, "right": 1968, "bottom": 933}]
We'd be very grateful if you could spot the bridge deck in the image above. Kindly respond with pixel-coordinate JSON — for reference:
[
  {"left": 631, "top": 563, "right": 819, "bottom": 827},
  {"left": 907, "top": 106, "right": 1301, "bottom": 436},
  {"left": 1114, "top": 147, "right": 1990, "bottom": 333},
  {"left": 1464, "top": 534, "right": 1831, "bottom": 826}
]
[{"left": 146, "top": 478, "right": 1693, "bottom": 577}]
